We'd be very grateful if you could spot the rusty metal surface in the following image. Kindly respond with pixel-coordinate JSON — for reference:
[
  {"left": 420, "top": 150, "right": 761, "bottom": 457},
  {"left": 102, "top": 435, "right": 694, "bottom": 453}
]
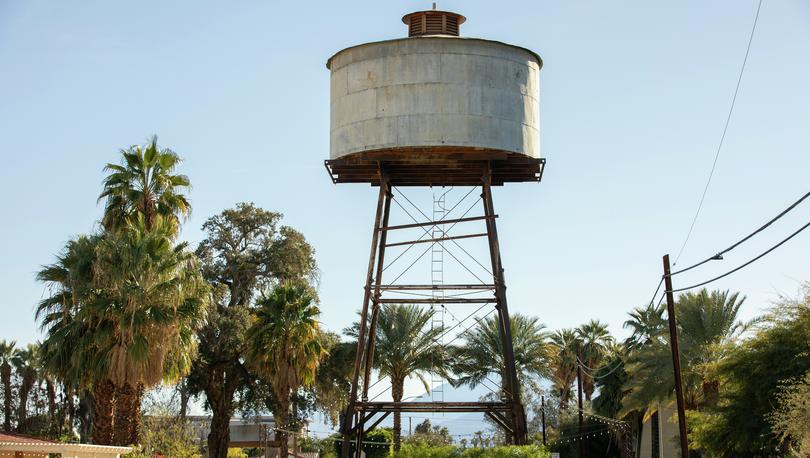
[
  {"left": 327, "top": 37, "right": 542, "bottom": 162},
  {"left": 324, "top": 151, "right": 544, "bottom": 186},
  {"left": 355, "top": 401, "right": 512, "bottom": 413}
]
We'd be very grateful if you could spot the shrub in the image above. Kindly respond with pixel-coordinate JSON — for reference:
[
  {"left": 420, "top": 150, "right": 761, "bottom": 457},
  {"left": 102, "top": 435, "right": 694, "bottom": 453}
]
[
  {"left": 333, "top": 429, "right": 394, "bottom": 458},
  {"left": 392, "top": 443, "right": 550, "bottom": 458}
]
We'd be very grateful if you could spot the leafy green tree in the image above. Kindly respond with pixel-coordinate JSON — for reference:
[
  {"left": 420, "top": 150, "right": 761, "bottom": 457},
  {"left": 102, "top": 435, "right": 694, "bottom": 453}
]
[
  {"left": 770, "top": 371, "right": 810, "bottom": 456},
  {"left": 348, "top": 304, "right": 445, "bottom": 451},
  {"left": 99, "top": 135, "right": 190, "bottom": 235},
  {"left": 687, "top": 287, "right": 810, "bottom": 456},
  {"left": 406, "top": 419, "right": 453, "bottom": 446},
  {"left": 188, "top": 203, "right": 316, "bottom": 458},
  {"left": 127, "top": 390, "right": 200, "bottom": 458},
  {"left": 312, "top": 332, "right": 354, "bottom": 425},
  {"left": 0, "top": 340, "right": 16, "bottom": 431},
  {"left": 246, "top": 282, "right": 326, "bottom": 458}
]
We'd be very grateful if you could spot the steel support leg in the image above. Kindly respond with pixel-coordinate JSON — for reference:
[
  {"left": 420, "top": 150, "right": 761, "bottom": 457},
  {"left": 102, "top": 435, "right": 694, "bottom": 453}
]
[
  {"left": 354, "top": 182, "right": 392, "bottom": 458},
  {"left": 481, "top": 169, "right": 528, "bottom": 444},
  {"left": 341, "top": 175, "right": 389, "bottom": 457}
]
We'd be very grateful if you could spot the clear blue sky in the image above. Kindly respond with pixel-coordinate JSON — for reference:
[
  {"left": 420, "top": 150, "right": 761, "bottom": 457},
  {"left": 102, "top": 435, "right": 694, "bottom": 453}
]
[{"left": 2, "top": 0, "right": 809, "bottom": 350}]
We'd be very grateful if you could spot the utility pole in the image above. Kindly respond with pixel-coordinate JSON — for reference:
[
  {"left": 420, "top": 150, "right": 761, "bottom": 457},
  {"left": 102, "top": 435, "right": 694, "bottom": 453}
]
[
  {"left": 541, "top": 395, "right": 547, "bottom": 446},
  {"left": 577, "top": 357, "right": 584, "bottom": 458},
  {"left": 663, "top": 254, "right": 690, "bottom": 458}
]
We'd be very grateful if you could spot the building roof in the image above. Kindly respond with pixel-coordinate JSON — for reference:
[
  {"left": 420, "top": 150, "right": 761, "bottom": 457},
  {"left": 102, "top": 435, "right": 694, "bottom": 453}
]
[{"left": 0, "top": 432, "right": 132, "bottom": 457}]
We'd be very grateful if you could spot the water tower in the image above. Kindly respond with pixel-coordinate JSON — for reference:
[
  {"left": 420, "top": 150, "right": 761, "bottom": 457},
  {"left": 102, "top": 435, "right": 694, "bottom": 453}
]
[{"left": 325, "top": 7, "right": 544, "bottom": 456}]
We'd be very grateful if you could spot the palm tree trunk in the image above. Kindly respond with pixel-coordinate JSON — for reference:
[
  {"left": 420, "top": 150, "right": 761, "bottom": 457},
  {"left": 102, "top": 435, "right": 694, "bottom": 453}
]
[
  {"left": 78, "top": 389, "right": 93, "bottom": 443},
  {"left": 46, "top": 379, "right": 56, "bottom": 421},
  {"left": 276, "top": 395, "right": 290, "bottom": 458},
  {"left": 392, "top": 378, "right": 404, "bottom": 452},
  {"left": 113, "top": 382, "right": 142, "bottom": 446},
  {"left": 92, "top": 379, "right": 115, "bottom": 445},
  {"left": 44, "top": 379, "right": 56, "bottom": 435},
  {"left": 1, "top": 363, "right": 12, "bottom": 431},
  {"left": 17, "top": 376, "right": 34, "bottom": 433},
  {"left": 179, "top": 380, "right": 190, "bottom": 421},
  {"left": 702, "top": 380, "right": 719, "bottom": 407}
]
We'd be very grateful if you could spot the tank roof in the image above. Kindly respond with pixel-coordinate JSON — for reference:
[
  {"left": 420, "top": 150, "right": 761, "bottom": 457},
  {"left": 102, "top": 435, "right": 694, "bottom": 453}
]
[{"left": 325, "top": 36, "right": 542, "bottom": 70}]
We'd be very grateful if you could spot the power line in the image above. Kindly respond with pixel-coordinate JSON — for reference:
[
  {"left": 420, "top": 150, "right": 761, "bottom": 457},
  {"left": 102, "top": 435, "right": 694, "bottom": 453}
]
[
  {"left": 673, "top": 0, "right": 764, "bottom": 265},
  {"left": 670, "top": 219, "right": 810, "bottom": 293},
  {"left": 671, "top": 190, "right": 810, "bottom": 277}
]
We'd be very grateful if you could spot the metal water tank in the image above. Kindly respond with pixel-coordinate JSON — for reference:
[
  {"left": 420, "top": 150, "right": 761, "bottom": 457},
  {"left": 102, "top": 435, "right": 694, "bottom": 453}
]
[{"left": 325, "top": 9, "right": 544, "bottom": 186}]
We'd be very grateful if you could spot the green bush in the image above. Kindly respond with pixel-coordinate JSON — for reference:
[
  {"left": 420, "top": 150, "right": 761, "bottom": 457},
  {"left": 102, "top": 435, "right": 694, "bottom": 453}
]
[
  {"left": 394, "top": 443, "right": 461, "bottom": 458},
  {"left": 227, "top": 448, "right": 247, "bottom": 458},
  {"left": 392, "top": 444, "right": 550, "bottom": 458},
  {"left": 333, "top": 429, "right": 394, "bottom": 458}
]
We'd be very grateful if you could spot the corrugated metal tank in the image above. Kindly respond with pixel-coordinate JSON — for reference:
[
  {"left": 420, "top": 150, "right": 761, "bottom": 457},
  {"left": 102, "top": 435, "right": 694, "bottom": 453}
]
[{"left": 326, "top": 11, "right": 542, "bottom": 162}]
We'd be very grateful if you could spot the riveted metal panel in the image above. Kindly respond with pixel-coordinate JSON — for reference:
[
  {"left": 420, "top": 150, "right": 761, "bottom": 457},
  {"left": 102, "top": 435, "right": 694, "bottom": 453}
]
[{"left": 328, "top": 37, "right": 542, "bottom": 162}]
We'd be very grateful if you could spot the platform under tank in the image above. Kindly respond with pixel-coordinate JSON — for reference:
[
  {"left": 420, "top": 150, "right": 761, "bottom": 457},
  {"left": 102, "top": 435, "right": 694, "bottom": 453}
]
[{"left": 325, "top": 9, "right": 545, "bottom": 186}]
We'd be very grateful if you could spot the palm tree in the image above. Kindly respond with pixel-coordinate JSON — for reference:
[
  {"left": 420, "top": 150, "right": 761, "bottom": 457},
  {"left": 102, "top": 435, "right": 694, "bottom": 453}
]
[
  {"left": 346, "top": 304, "right": 446, "bottom": 451},
  {"left": 0, "top": 340, "right": 16, "bottom": 431},
  {"left": 98, "top": 135, "right": 191, "bottom": 235},
  {"left": 451, "top": 314, "right": 550, "bottom": 396},
  {"left": 621, "top": 289, "right": 748, "bottom": 416},
  {"left": 11, "top": 344, "right": 39, "bottom": 433},
  {"left": 37, "top": 234, "right": 118, "bottom": 444},
  {"left": 576, "top": 320, "right": 614, "bottom": 400},
  {"left": 549, "top": 329, "right": 578, "bottom": 410},
  {"left": 623, "top": 302, "right": 667, "bottom": 351},
  {"left": 92, "top": 217, "right": 208, "bottom": 445},
  {"left": 246, "top": 282, "right": 326, "bottom": 458},
  {"left": 676, "top": 289, "right": 748, "bottom": 406}
]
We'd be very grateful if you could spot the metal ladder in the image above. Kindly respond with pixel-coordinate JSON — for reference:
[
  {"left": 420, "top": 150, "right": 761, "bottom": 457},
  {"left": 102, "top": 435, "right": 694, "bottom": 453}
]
[{"left": 430, "top": 188, "right": 449, "bottom": 402}]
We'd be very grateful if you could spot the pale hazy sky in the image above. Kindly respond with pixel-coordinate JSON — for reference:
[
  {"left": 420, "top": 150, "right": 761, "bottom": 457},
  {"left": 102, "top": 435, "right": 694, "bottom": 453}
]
[{"left": 2, "top": 0, "right": 809, "bottom": 356}]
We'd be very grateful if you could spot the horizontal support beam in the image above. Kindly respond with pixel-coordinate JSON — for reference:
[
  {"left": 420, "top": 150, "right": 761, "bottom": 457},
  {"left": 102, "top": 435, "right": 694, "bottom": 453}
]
[
  {"left": 382, "top": 215, "right": 496, "bottom": 231},
  {"left": 377, "top": 298, "right": 495, "bottom": 304},
  {"left": 379, "top": 284, "right": 495, "bottom": 291},
  {"left": 355, "top": 401, "right": 511, "bottom": 413},
  {"left": 386, "top": 233, "right": 487, "bottom": 248}
]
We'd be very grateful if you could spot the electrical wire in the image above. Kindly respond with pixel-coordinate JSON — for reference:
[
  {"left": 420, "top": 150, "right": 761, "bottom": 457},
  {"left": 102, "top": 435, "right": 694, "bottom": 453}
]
[
  {"left": 576, "top": 357, "right": 626, "bottom": 380},
  {"left": 673, "top": 0, "right": 764, "bottom": 265},
  {"left": 671, "top": 189, "right": 810, "bottom": 277},
  {"left": 670, "top": 219, "right": 810, "bottom": 293}
]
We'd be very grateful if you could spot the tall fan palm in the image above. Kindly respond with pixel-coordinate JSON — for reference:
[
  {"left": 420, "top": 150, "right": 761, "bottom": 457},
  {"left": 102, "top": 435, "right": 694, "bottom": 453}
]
[
  {"left": 621, "top": 289, "right": 748, "bottom": 416},
  {"left": 92, "top": 216, "right": 208, "bottom": 445},
  {"left": 450, "top": 314, "right": 550, "bottom": 396},
  {"left": 576, "top": 320, "right": 614, "bottom": 400},
  {"left": 623, "top": 302, "right": 667, "bottom": 351},
  {"left": 549, "top": 329, "right": 579, "bottom": 410},
  {"left": 246, "top": 282, "right": 326, "bottom": 458},
  {"left": 11, "top": 344, "right": 39, "bottom": 433},
  {"left": 36, "top": 235, "right": 117, "bottom": 444},
  {"left": 347, "top": 304, "right": 446, "bottom": 451},
  {"left": 0, "top": 340, "right": 16, "bottom": 431},
  {"left": 98, "top": 135, "right": 191, "bottom": 235}
]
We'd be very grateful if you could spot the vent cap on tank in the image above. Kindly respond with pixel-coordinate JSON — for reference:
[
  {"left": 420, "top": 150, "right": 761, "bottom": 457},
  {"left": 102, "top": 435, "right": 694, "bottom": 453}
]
[{"left": 402, "top": 4, "right": 466, "bottom": 37}]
